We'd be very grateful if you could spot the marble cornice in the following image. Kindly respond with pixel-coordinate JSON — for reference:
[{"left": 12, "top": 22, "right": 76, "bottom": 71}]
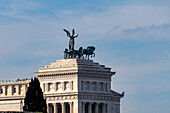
[
  {"left": 46, "top": 95, "right": 78, "bottom": 101},
  {"left": 34, "top": 71, "right": 78, "bottom": 77},
  {"left": 45, "top": 93, "right": 120, "bottom": 102},
  {"left": 0, "top": 96, "right": 25, "bottom": 100},
  {"left": 78, "top": 92, "right": 121, "bottom": 98},
  {"left": 34, "top": 70, "right": 115, "bottom": 77},
  {"left": 0, "top": 80, "right": 31, "bottom": 85},
  {"left": 44, "top": 92, "right": 78, "bottom": 96}
]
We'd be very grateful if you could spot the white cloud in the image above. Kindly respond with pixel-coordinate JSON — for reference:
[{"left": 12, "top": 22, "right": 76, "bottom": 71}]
[{"left": 107, "top": 24, "right": 170, "bottom": 40}]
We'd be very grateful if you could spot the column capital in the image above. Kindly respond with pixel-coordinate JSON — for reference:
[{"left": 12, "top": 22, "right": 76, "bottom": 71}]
[
  {"left": 69, "top": 102, "right": 73, "bottom": 105},
  {"left": 52, "top": 103, "right": 56, "bottom": 106},
  {"left": 88, "top": 102, "right": 92, "bottom": 105},
  {"left": 61, "top": 102, "right": 65, "bottom": 106},
  {"left": 95, "top": 102, "right": 100, "bottom": 106},
  {"left": 82, "top": 101, "right": 86, "bottom": 105}
]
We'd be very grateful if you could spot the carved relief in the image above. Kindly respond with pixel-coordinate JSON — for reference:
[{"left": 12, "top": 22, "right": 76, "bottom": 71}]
[
  {"left": 81, "top": 81, "right": 108, "bottom": 92},
  {"left": 44, "top": 81, "right": 74, "bottom": 92},
  {"left": 49, "top": 83, "right": 53, "bottom": 91},
  {"left": 98, "top": 82, "right": 103, "bottom": 91},
  {"left": 58, "top": 83, "right": 62, "bottom": 90},
  {"left": 84, "top": 81, "right": 90, "bottom": 90},
  {"left": 91, "top": 82, "right": 96, "bottom": 91},
  {"left": 64, "top": 82, "right": 69, "bottom": 90}
]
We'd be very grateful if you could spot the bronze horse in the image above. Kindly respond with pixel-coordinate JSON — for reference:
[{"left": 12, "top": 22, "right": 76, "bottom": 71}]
[
  {"left": 83, "top": 46, "right": 95, "bottom": 59},
  {"left": 64, "top": 46, "right": 95, "bottom": 59}
]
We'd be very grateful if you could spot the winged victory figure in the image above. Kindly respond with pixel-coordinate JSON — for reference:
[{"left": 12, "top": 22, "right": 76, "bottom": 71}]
[{"left": 63, "top": 29, "right": 78, "bottom": 52}]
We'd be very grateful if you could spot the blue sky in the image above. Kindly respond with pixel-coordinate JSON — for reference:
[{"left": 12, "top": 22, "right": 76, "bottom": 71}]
[{"left": 0, "top": 0, "right": 170, "bottom": 113}]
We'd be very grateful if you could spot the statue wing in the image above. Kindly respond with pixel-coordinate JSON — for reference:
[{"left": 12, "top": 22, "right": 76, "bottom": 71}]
[
  {"left": 72, "top": 29, "right": 75, "bottom": 36},
  {"left": 63, "top": 29, "right": 70, "bottom": 37}
]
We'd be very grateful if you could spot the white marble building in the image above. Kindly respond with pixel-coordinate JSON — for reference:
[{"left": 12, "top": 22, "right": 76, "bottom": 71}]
[
  {"left": 0, "top": 79, "right": 31, "bottom": 111},
  {"left": 35, "top": 59, "right": 124, "bottom": 113},
  {"left": 0, "top": 59, "right": 124, "bottom": 113}
]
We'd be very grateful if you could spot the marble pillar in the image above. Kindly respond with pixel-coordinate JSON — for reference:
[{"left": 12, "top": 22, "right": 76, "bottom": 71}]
[
  {"left": 47, "top": 104, "right": 50, "bottom": 113},
  {"left": 102, "top": 103, "right": 105, "bottom": 113},
  {"left": 61, "top": 102, "right": 66, "bottom": 113},
  {"left": 69, "top": 102, "right": 73, "bottom": 113},
  {"left": 45, "top": 83, "right": 48, "bottom": 92},
  {"left": 95, "top": 103, "right": 99, "bottom": 113},
  {"left": 16, "top": 85, "right": 20, "bottom": 95},
  {"left": 53, "top": 103, "right": 57, "bottom": 113},
  {"left": 88, "top": 102, "right": 92, "bottom": 113},
  {"left": 82, "top": 102, "right": 85, "bottom": 113},
  {"left": 53, "top": 83, "right": 56, "bottom": 91}
]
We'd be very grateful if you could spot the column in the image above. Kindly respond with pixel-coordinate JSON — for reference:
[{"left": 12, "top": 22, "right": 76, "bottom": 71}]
[
  {"left": 95, "top": 103, "right": 99, "bottom": 113},
  {"left": 53, "top": 103, "right": 58, "bottom": 113},
  {"left": 81, "top": 102, "right": 85, "bottom": 113},
  {"left": 53, "top": 83, "right": 56, "bottom": 91},
  {"left": 105, "top": 104, "right": 108, "bottom": 113},
  {"left": 79, "top": 101, "right": 82, "bottom": 113},
  {"left": 88, "top": 102, "right": 92, "bottom": 113},
  {"left": 45, "top": 83, "right": 48, "bottom": 92},
  {"left": 22, "top": 85, "right": 27, "bottom": 96},
  {"left": 102, "top": 103, "right": 105, "bottom": 113},
  {"left": 69, "top": 102, "right": 73, "bottom": 113},
  {"left": 47, "top": 103, "right": 50, "bottom": 113},
  {"left": 61, "top": 102, "right": 66, "bottom": 113},
  {"left": 16, "top": 85, "right": 20, "bottom": 95},
  {"left": 8, "top": 85, "right": 12, "bottom": 96},
  {"left": 62, "top": 82, "right": 65, "bottom": 91},
  {"left": 69, "top": 81, "right": 73, "bottom": 90},
  {"left": 82, "top": 102, "right": 85, "bottom": 113}
]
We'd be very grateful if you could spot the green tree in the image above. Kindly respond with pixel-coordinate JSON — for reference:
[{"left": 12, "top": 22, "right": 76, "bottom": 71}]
[{"left": 23, "top": 78, "right": 47, "bottom": 113}]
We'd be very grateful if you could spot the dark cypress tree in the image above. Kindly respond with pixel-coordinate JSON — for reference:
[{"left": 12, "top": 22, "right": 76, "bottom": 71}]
[{"left": 23, "top": 77, "right": 47, "bottom": 113}]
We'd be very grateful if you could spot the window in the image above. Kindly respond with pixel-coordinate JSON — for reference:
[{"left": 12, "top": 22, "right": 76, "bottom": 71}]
[
  {"left": 48, "top": 83, "right": 53, "bottom": 91},
  {"left": 99, "top": 82, "right": 103, "bottom": 91},
  {"left": 0, "top": 88, "right": 3, "bottom": 94},
  {"left": 13, "top": 87, "right": 16, "bottom": 93}
]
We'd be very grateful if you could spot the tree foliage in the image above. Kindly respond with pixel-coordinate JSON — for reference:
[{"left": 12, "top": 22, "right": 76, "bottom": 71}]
[{"left": 23, "top": 78, "right": 47, "bottom": 113}]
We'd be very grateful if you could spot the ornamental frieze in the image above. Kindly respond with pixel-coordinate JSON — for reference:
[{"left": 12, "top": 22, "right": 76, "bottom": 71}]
[{"left": 47, "top": 95, "right": 78, "bottom": 101}]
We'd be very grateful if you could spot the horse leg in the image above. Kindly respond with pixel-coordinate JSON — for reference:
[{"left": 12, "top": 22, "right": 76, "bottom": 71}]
[{"left": 87, "top": 55, "right": 89, "bottom": 60}]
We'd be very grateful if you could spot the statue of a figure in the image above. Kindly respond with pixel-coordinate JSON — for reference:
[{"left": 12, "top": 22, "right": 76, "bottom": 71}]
[
  {"left": 63, "top": 29, "right": 78, "bottom": 51},
  {"left": 63, "top": 28, "right": 95, "bottom": 59}
]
